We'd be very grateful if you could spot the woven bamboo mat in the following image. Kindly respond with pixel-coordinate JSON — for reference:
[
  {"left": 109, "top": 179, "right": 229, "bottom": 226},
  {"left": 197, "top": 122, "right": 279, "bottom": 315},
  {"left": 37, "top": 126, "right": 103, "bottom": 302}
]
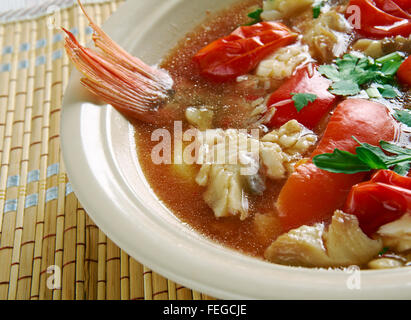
[{"left": 0, "top": 0, "right": 214, "bottom": 300}]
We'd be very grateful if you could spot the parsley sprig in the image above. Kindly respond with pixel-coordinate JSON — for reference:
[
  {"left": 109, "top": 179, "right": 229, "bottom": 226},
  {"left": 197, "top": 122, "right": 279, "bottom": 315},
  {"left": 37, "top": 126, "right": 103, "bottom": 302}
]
[
  {"left": 245, "top": 8, "right": 263, "bottom": 25},
  {"left": 313, "top": 1, "right": 325, "bottom": 19},
  {"left": 378, "top": 247, "right": 390, "bottom": 256},
  {"left": 312, "top": 137, "right": 411, "bottom": 176},
  {"left": 394, "top": 109, "right": 411, "bottom": 127},
  {"left": 318, "top": 52, "right": 404, "bottom": 98},
  {"left": 291, "top": 93, "right": 317, "bottom": 112}
]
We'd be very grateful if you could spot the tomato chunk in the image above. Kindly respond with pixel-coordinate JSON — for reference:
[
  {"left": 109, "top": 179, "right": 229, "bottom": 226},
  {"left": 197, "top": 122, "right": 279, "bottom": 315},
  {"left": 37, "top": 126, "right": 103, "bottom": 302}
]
[
  {"left": 264, "top": 64, "right": 337, "bottom": 130},
  {"left": 392, "top": 0, "right": 411, "bottom": 12},
  {"left": 346, "top": 0, "right": 411, "bottom": 38},
  {"left": 372, "top": 169, "right": 411, "bottom": 189},
  {"left": 193, "top": 22, "right": 297, "bottom": 82},
  {"left": 374, "top": 0, "right": 411, "bottom": 19},
  {"left": 276, "top": 99, "right": 396, "bottom": 232},
  {"left": 345, "top": 171, "right": 411, "bottom": 236},
  {"left": 397, "top": 55, "right": 411, "bottom": 86}
]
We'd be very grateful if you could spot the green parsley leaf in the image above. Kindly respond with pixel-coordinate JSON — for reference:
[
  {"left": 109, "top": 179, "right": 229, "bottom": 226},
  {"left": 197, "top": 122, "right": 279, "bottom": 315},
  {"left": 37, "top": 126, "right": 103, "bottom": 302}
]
[
  {"left": 312, "top": 137, "right": 411, "bottom": 175},
  {"left": 380, "top": 140, "right": 411, "bottom": 156},
  {"left": 378, "top": 84, "right": 398, "bottom": 98},
  {"left": 378, "top": 247, "right": 389, "bottom": 256},
  {"left": 356, "top": 138, "right": 411, "bottom": 170},
  {"left": 318, "top": 65, "right": 340, "bottom": 81},
  {"left": 393, "top": 109, "right": 411, "bottom": 127},
  {"left": 319, "top": 52, "right": 404, "bottom": 98},
  {"left": 245, "top": 8, "right": 263, "bottom": 25},
  {"left": 380, "top": 59, "right": 403, "bottom": 76},
  {"left": 312, "top": 149, "right": 371, "bottom": 174},
  {"left": 355, "top": 147, "right": 388, "bottom": 170},
  {"left": 291, "top": 93, "right": 317, "bottom": 112},
  {"left": 329, "top": 80, "right": 360, "bottom": 96},
  {"left": 376, "top": 51, "right": 404, "bottom": 64},
  {"left": 313, "top": 1, "right": 324, "bottom": 19},
  {"left": 335, "top": 54, "right": 365, "bottom": 73},
  {"left": 353, "top": 137, "right": 392, "bottom": 163},
  {"left": 379, "top": 141, "right": 411, "bottom": 169},
  {"left": 394, "top": 162, "right": 411, "bottom": 176}
]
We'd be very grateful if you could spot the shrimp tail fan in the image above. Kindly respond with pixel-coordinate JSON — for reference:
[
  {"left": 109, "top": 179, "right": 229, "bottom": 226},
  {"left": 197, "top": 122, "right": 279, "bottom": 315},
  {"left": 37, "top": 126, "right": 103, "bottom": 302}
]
[{"left": 63, "top": 0, "right": 174, "bottom": 123}]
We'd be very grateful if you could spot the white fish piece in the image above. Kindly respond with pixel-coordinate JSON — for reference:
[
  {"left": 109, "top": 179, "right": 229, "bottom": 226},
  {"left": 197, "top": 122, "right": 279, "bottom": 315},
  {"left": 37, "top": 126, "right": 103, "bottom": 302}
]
[
  {"left": 256, "top": 43, "right": 312, "bottom": 80},
  {"left": 194, "top": 121, "right": 316, "bottom": 219},
  {"left": 265, "top": 211, "right": 383, "bottom": 267},
  {"left": 378, "top": 214, "right": 411, "bottom": 253},
  {"left": 261, "top": 0, "right": 314, "bottom": 21}
]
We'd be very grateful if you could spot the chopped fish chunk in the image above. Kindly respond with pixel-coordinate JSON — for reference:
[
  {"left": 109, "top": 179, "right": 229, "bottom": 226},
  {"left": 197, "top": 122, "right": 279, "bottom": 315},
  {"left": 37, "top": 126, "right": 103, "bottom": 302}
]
[
  {"left": 378, "top": 214, "right": 411, "bottom": 253},
  {"left": 265, "top": 211, "right": 383, "bottom": 267},
  {"left": 185, "top": 106, "right": 214, "bottom": 130},
  {"left": 261, "top": 0, "right": 314, "bottom": 21},
  {"left": 296, "top": 10, "right": 352, "bottom": 62},
  {"left": 256, "top": 44, "right": 312, "bottom": 80},
  {"left": 195, "top": 121, "right": 316, "bottom": 219}
]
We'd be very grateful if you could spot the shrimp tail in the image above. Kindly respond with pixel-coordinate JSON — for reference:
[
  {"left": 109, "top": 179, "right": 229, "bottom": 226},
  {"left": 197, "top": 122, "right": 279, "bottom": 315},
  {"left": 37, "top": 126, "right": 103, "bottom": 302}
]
[{"left": 63, "top": 0, "right": 175, "bottom": 124}]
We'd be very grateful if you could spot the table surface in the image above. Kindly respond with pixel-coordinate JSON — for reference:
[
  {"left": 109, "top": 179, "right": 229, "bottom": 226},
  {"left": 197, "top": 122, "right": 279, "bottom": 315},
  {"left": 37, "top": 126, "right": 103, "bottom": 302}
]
[
  {"left": 1, "top": 1, "right": 51, "bottom": 12},
  {"left": 0, "top": 0, "right": 214, "bottom": 300}
]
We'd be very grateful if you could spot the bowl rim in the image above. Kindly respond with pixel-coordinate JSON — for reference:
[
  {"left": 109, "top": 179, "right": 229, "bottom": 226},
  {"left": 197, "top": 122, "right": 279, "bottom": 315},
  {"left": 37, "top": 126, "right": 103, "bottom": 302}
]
[{"left": 61, "top": 0, "right": 411, "bottom": 300}]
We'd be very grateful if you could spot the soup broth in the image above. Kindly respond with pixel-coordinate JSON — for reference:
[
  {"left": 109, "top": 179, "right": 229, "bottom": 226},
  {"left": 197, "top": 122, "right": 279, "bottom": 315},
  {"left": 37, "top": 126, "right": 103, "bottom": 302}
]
[{"left": 129, "top": 0, "right": 411, "bottom": 267}]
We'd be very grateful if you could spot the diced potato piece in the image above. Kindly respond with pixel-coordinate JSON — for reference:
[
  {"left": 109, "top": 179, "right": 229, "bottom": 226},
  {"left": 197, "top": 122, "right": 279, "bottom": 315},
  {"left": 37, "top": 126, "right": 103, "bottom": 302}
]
[
  {"left": 261, "top": 0, "right": 314, "bottom": 21},
  {"left": 265, "top": 211, "right": 383, "bottom": 268},
  {"left": 353, "top": 35, "right": 411, "bottom": 58},
  {"left": 185, "top": 106, "right": 214, "bottom": 130},
  {"left": 170, "top": 163, "right": 198, "bottom": 183},
  {"left": 171, "top": 139, "right": 200, "bottom": 183},
  {"left": 378, "top": 214, "right": 411, "bottom": 253},
  {"left": 352, "top": 39, "right": 384, "bottom": 59}
]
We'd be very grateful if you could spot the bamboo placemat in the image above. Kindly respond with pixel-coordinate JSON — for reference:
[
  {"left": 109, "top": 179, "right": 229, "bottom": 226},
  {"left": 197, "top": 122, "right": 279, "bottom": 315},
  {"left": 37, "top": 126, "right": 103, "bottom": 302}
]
[{"left": 0, "top": 0, "right": 214, "bottom": 300}]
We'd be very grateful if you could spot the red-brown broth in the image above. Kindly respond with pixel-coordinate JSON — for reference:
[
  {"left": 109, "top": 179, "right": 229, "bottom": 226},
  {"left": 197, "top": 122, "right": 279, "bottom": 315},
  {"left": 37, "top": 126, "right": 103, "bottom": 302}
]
[{"left": 133, "top": 0, "right": 410, "bottom": 262}]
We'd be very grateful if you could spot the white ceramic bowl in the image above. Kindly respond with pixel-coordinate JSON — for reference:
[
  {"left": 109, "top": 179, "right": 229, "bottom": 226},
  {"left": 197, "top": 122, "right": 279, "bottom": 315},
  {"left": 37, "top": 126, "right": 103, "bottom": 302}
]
[{"left": 61, "top": 0, "right": 411, "bottom": 299}]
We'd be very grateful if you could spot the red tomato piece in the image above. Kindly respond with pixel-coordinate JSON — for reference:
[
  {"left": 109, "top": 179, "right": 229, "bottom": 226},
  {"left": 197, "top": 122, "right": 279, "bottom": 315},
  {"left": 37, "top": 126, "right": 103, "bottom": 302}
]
[
  {"left": 344, "top": 171, "right": 411, "bottom": 236},
  {"left": 346, "top": 0, "right": 411, "bottom": 38},
  {"left": 371, "top": 170, "right": 411, "bottom": 189},
  {"left": 264, "top": 64, "right": 337, "bottom": 130},
  {"left": 276, "top": 99, "right": 396, "bottom": 232},
  {"left": 397, "top": 55, "right": 411, "bottom": 86},
  {"left": 392, "top": 0, "right": 411, "bottom": 12},
  {"left": 374, "top": 0, "right": 411, "bottom": 19},
  {"left": 193, "top": 22, "right": 297, "bottom": 82}
]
